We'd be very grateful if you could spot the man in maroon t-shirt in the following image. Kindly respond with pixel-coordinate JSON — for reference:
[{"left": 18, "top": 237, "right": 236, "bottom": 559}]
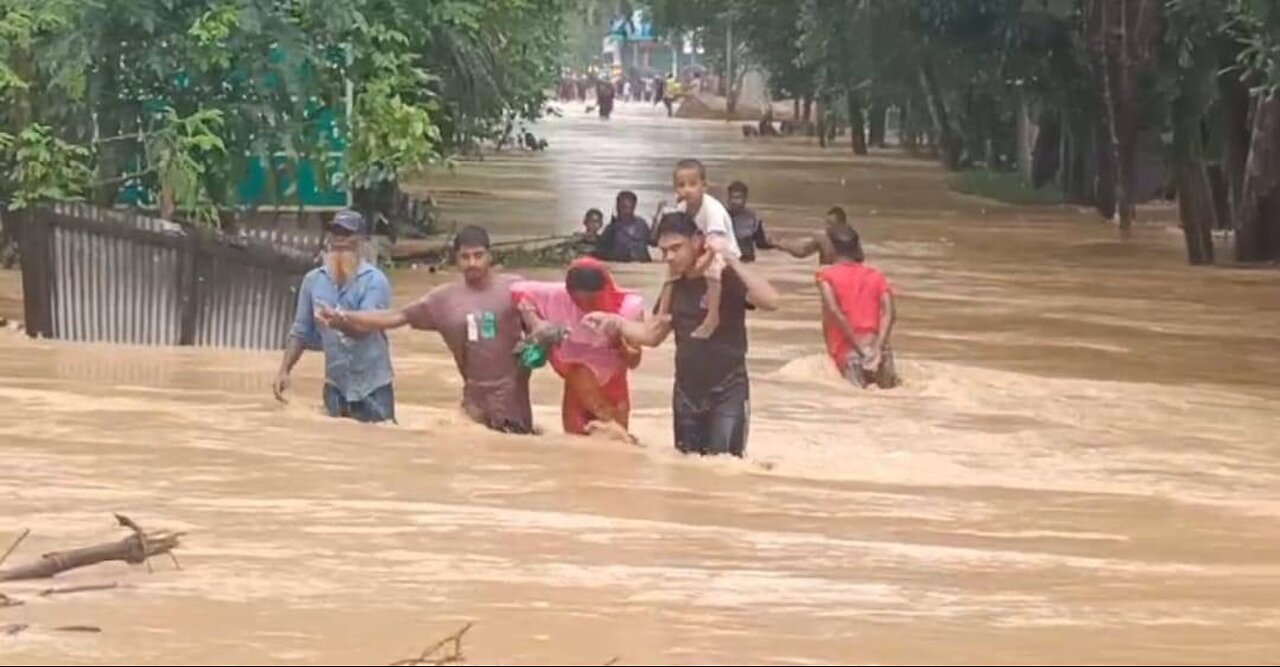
[{"left": 318, "top": 225, "right": 534, "bottom": 433}]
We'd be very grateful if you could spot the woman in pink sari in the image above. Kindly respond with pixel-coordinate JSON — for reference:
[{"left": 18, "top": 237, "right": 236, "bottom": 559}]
[{"left": 512, "top": 258, "right": 646, "bottom": 436}]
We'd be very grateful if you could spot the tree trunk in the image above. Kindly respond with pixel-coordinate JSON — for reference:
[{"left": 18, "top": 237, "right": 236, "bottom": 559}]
[
  {"left": 793, "top": 97, "right": 801, "bottom": 121},
  {"left": 919, "top": 62, "right": 961, "bottom": 171},
  {"left": 1172, "top": 96, "right": 1217, "bottom": 264},
  {"left": 1176, "top": 158, "right": 1217, "bottom": 265},
  {"left": 816, "top": 98, "right": 827, "bottom": 148},
  {"left": 868, "top": 99, "right": 887, "bottom": 147},
  {"left": 1218, "top": 63, "right": 1252, "bottom": 229},
  {"left": 1207, "top": 164, "right": 1231, "bottom": 233},
  {"left": 802, "top": 96, "right": 813, "bottom": 124},
  {"left": 1032, "top": 107, "right": 1061, "bottom": 189},
  {"left": 1017, "top": 94, "right": 1036, "bottom": 183},
  {"left": 1235, "top": 95, "right": 1280, "bottom": 262},
  {"left": 1095, "top": 119, "right": 1118, "bottom": 218},
  {"left": 848, "top": 93, "right": 868, "bottom": 155}
]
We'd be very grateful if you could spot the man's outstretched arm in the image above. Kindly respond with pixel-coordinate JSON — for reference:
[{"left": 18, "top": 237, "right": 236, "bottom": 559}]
[
  {"left": 320, "top": 307, "right": 411, "bottom": 335},
  {"left": 583, "top": 312, "right": 672, "bottom": 348}
]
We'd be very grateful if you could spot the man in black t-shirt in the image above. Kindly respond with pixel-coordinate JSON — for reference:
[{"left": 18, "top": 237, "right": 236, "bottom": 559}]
[
  {"left": 726, "top": 181, "right": 774, "bottom": 263},
  {"left": 584, "top": 212, "right": 782, "bottom": 457},
  {"left": 596, "top": 190, "right": 652, "bottom": 262}
]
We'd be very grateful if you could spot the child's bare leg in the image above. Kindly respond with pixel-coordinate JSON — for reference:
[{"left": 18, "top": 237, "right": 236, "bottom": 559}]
[{"left": 691, "top": 277, "right": 722, "bottom": 339}]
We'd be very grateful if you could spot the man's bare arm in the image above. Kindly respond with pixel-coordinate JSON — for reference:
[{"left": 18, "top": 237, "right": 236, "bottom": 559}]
[
  {"left": 817, "top": 279, "right": 859, "bottom": 347},
  {"left": 723, "top": 253, "right": 781, "bottom": 311},
  {"left": 584, "top": 312, "right": 672, "bottom": 348},
  {"left": 774, "top": 234, "right": 821, "bottom": 259},
  {"left": 323, "top": 308, "right": 411, "bottom": 335},
  {"left": 872, "top": 291, "right": 896, "bottom": 351}
]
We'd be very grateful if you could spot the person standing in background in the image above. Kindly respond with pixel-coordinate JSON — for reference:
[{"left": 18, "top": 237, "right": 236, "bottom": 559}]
[{"left": 724, "top": 181, "right": 775, "bottom": 263}]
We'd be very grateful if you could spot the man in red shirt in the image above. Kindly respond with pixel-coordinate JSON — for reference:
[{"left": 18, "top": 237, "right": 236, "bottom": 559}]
[{"left": 815, "top": 226, "right": 898, "bottom": 388}]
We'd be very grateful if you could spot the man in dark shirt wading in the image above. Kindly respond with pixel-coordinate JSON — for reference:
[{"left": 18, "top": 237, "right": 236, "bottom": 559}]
[
  {"left": 585, "top": 212, "right": 781, "bottom": 457},
  {"left": 725, "top": 181, "right": 774, "bottom": 263}
]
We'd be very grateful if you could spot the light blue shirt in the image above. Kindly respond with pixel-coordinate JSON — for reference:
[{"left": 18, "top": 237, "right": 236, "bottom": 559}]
[{"left": 290, "top": 261, "right": 393, "bottom": 401}]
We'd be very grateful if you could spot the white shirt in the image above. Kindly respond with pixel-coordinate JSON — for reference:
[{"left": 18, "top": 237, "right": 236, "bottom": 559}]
[{"left": 677, "top": 194, "right": 742, "bottom": 259}]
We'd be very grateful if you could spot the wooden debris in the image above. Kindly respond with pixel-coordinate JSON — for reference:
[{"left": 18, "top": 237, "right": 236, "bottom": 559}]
[
  {"left": 54, "top": 625, "right": 102, "bottom": 633},
  {"left": 0, "top": 593, "right": 21, "bottom": 608},
  {"left": 39, "top": 582, "right": 120, "bottom": 597},
  {"left": 390, "top": 623, "right": 472, "bottom": 666},
  {"left": 1, "top": 529, "right": 30, "bottom": 567},
  {"left": 2, "top": 623, "right": 27, "bottom": 636},
  {"left": 0, "top": 515, "right": 182, "bottom": 582}
]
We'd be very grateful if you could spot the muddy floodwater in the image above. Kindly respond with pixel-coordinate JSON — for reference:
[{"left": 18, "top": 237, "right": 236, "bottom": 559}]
[{"left": 2, "top": 103, "right": 1280, "bottom": 665}]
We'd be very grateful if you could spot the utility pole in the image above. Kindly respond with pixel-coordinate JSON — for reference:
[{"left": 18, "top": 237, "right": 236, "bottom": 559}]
[{"left": 725, "top": 18, "right": 733, "bottom": 98}]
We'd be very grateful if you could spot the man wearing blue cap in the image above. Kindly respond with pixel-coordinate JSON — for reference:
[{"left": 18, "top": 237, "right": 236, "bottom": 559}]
[{"left": 273, "top": 209, "right": 396, "bottom": 422}]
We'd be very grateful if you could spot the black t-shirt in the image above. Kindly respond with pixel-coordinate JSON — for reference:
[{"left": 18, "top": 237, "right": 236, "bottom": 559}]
[
  {"left": 731, "top": 208, "right": 770, "bottom": 263},
  {"left": 598, "top": 216, "right": 652, "bottom": 262},
  {"left": 664, "top": 267, "right": 750, "bottom": 395}
]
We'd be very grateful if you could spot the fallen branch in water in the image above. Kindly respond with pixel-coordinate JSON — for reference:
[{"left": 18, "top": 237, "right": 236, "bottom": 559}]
[
  {"left": 40, "top": 582, "right": 120, "bottom": 597},
  {"left": 0, "top": 529, "right": 30, "bottom": 567},
  {"left": 54, "top": 625, "right": 101, "bottom": 633},
  {"left": 390, "top": 623, "right": 472, "bottom": 666},
  {"left": 0, "top": 515, "right": 182, "bottom": 582}
]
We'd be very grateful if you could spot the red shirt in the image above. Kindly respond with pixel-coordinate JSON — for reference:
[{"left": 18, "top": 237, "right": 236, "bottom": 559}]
[{"left": 816, "top": 262, "right": 891, "bottom": 367}]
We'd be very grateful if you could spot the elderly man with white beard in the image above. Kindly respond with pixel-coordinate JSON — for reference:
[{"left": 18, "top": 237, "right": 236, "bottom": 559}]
[{"left": 272, "top": 209, "right": 396, "bottom": 423}]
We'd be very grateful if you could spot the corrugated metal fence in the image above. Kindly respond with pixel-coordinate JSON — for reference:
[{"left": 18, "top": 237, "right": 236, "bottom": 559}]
[{"left": 20, "top": 203, "right": 321, "bottom": 350}]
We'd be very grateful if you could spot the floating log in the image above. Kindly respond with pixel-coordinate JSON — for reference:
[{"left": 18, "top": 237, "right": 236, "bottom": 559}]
[{"left": 0, "top": 515, "right": 181, "bottom": 582}]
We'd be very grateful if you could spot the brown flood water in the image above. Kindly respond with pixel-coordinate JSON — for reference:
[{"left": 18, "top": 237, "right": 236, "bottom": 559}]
[{"left": 2, "top": 102, "right": 1280, "bottom": 665}]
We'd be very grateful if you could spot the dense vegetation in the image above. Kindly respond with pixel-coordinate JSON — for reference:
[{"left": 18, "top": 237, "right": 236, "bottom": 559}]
[
  {"left": 647, "top": 0, "right": 1280, "bottom": 264},
  {"left": 0, "top": 0, "right": 572, "bottom": 226}
]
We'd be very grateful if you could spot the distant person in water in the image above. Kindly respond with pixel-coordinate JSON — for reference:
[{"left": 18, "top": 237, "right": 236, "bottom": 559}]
[
  {"left": 585, "top": 212, "right": 781, "bottom": 457},
  {"left": 776, "top": 206, "right": 852, "bottom": 265},
  {"left": 662, "top": 75, "right": 680, "bottom": 117},
  {"left": 596, "top": 78, "right": 615, "bottom": 119},
  {"left": 597, "top": 191, "right": 652, "bottom": 262},
  {"left": 274, "top": 210, "right": 395, "bottom": 423},
  {"left": 512, "top": 258, "right": 645, "bottom": 440},
  {"left": 815, "top": 226, "right": 898, "bottom": 389},
  {"left": 655, "top": 159, "right": 742, "bottom": 340},
  {"left": 725, "top": 181, "right": 775, "bottom": 263},
  {"left": 574, "top": 208, "right": 605, "bottom": 257},
  {"left": 318, "top": 225, "right": 535, "bottom": 434}
]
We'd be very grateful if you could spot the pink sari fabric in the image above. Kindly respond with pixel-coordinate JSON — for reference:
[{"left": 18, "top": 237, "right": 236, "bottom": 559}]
[{"left": 511, "top": 280, "right": 644, "bottom": 384}]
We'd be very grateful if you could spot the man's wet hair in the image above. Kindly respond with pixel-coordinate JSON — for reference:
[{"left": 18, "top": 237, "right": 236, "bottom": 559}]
[
  {"left": 452, "top": 224, "right": 491, "bottom": 252},
  {"left": 616, "top": 190, "right": 638, "bottom": 205},
  {"left": 566, "top": 265, "right": 606, "bottom": 292},
  {"left": 827, "top": 206, "right": 848, "bottom": 224},
  {"left": 727, "top": 181, "right": 748, "bottom": 196},
  {"left": 673, "top": 158, "right": 707, "bottom": 181},
  {"left": 655, "top": 211, "right": 701, "bottom": 238},
  {"left": 828, "top": 225, "right": 865, "bottom": 262},
  {"left": 584, "top": 208, "right": 604, "bottom": 223}
]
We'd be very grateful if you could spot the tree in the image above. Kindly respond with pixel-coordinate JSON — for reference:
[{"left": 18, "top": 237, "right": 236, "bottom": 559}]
[{"left": 0, "top": 0, "right": 573, "bottom": 230}]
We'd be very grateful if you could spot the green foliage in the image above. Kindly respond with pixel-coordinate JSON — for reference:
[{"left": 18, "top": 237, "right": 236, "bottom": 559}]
[
  {"left": 1, "top": 0, "right": 572, "bottom": 216},
  {"left": 144, "top": 108, "right": 226, "bottom": 225},
  {"left": 348, "top": 77, "right": 444, "bottom": 189},
  {"left": 0, "top": 124, "right": 91, "bottom": 208},
  {"left": 1235, "top": 0, "right": 1280, "bottom": 93},
  {"left": 949, "top": 169, "right": 1065, "bottom": 206}
]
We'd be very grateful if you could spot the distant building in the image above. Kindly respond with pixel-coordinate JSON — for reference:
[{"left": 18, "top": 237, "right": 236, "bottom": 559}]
[{"left": 601, "top": 11, "right": 699, "bottom": 79}]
